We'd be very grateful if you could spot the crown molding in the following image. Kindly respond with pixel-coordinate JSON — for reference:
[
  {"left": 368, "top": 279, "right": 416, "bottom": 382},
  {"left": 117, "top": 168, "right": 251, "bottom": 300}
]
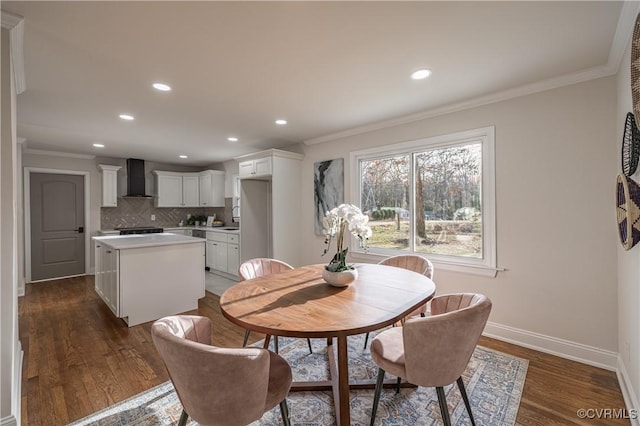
[
  {"left": 23, "top": 149, "right": 96, "bottom": 160},
  {"left": 1, "top": 10, "right": 25, "bottom": 94},
  {"left": 305, "top": 2, "right": 639, "bottom": 146}
]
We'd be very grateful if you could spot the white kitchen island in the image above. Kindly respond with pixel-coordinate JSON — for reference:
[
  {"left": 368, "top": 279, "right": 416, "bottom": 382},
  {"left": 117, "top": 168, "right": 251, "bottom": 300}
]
[{"left": 93, "top": 233, "right": 205, "bottom": 327}]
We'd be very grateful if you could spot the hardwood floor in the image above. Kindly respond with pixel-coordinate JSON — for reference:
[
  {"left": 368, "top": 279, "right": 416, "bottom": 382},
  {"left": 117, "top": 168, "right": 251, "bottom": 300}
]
[{"left": 19, "top": 276, "right": 629, "bottom": 425}]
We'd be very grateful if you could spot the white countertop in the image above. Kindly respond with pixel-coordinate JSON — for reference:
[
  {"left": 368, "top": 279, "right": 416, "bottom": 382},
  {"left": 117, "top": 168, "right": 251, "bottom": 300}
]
[
  {"left": 165, "top": 226, "right": 240, "bottom": 234},
  {"left": 99, "top": 226, "right": 240, "bottom": 235},
  {"left": 93, "top": 233, "right": 206, "bottom": 250}
]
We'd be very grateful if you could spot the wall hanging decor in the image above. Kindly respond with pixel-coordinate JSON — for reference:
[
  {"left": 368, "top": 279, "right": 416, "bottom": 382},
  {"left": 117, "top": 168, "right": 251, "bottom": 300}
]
[
  {"left": 616, "top": 173, "right": 640, "bottom": 250},
  {"left": 314, "top": 158, "right": 344, "bottom": 236},
  {"left": 622, "top": 112, "right": 640, "bottom": 176},
  {"left": 632, "top": 12, "right": 640, "bottom": 124}
]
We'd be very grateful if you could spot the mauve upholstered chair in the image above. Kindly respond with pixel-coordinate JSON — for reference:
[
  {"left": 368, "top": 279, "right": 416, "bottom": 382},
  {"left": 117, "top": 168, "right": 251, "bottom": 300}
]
[
  {"left": 363, "top": 254, "right": 435, "bottom": 348},
  {"left": 369, "top": 293, "right": 492, "bottom": 426},
  {"left": 151, "top": 315, "right": 292, "bottom": 426},
  {"left": 238, "top": 258, "right": 313, "bottom": 354}
]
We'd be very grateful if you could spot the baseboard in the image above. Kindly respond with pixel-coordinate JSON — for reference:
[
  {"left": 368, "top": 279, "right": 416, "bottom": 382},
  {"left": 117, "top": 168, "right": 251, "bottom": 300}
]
[
  {"left": 2, "top": 343, "right": 22, "bottom": 426},
  {"left": 617, "top": 355, "right": 640, "bottom": 426},
  {"left": 17, "top": 276, "right": 24, "bottom": 297},
  {"left": 484, "top": 321, "right": 618, "bottom": 371}
]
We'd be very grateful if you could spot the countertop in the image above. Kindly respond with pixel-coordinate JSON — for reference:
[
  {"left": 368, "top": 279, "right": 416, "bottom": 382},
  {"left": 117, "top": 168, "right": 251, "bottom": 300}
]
[
  {"left": 165, "top": 226, "right": 240, "bottom": 234},
  {"left": 93, "top": 233, "right": 206, "bottom": 250},
  {"left": 99, "top": 226, "right": 240, "bottom": 235}
]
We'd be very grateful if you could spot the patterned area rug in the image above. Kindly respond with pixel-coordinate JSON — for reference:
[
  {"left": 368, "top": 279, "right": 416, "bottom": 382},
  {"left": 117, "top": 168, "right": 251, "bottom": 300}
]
[{"left": 69, "top": 333, "right": 528, "bottom": 425}]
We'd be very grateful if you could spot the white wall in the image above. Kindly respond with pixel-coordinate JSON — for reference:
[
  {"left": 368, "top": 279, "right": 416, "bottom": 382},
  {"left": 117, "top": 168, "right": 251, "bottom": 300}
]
[
  {"left": 1, "top": 26, "right": 21, "bottom": 426},
  {"left": 616, "top": 32, "right": 640, "bottom": 413},
  {"left": 300, "top": 77, "right": 619, "bottom": 367}
]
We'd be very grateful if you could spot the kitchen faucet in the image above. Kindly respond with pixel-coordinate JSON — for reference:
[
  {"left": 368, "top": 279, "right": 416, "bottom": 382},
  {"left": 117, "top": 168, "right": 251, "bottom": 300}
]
[{"left": 231, "top": 205, "right": 240, "bottom": 223}]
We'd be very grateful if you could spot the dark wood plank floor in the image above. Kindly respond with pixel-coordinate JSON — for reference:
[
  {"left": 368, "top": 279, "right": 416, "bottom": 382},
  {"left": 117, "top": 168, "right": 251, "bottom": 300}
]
[{"left": 19, "top": 276, "right": 629, "bottom": 425}]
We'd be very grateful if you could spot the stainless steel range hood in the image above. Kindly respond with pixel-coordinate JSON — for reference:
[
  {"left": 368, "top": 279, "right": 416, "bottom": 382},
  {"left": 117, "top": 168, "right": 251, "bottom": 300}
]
[{"left": 124, "top": 158, "right": 153, "bottom": 198}]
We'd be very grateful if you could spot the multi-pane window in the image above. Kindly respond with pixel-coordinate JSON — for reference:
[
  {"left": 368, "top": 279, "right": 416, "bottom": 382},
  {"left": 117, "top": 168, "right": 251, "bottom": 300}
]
[{"left": 351, "top": 127, "right": 496, "bottom": 272}]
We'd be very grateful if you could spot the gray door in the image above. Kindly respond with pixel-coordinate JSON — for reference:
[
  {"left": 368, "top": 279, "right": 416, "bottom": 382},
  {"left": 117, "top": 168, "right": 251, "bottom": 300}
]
[{"left": 30, "top": 173, "right": 85, "bottom": 281}]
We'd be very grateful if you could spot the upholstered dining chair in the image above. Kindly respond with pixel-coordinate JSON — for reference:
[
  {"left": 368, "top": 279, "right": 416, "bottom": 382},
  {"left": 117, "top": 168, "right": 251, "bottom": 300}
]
[
  {"left": 238, "top": 258, "right": 313, "bottom": 354},
  {"left": 363, "top": 254, "right": 435, "bottom": 348},
  {"left": 151, "top": 315, "right": 292, "bottom": 426},
  {"left": 369, "top": 293, "right": 492, "bottom": 426}
]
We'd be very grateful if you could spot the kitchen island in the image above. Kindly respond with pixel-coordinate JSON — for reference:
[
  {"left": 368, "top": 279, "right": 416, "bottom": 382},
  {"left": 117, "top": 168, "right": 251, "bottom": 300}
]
[{"left": 93, "top": 233, "right": 205, "bottom": 327}]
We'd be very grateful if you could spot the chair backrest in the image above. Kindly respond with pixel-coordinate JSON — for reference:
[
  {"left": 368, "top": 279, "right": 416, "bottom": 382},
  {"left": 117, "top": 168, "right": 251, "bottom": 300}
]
[
  {"left": 238, "top": 258, "right": 293, "bottom": 281},
  {"left": 402, "top": 293, "right": 491, "bottom": 387},
  {"left": 151, "top": 315, "right": 273, "bottom": 426},
  {"left": 378, "top": 254, "right": 434, "bottom": 280}
]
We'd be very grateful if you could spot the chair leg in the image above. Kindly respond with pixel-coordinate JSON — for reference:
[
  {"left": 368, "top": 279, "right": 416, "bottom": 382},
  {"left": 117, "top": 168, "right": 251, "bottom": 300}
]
[
  {"left": 396, "top": 376, "right": 401, "bottom": 394},
  {"left": 456, "top": 376, "right": 476, "bottom": 426},
  {"left": 279, "top": 399, "right": 291, "bottom": 426},
  {"left": 178, "top": 409, "right": 189, "bottom": 426},
  {"left": 363, "top": 332, "right": 370, "bottom": 349},
  {"left": 242, "top": 329, "right": 250, "bottom": 347},
  {"left": 370, "top": 368, "right": 386, "bottom": 426},
  {"left": 307, "top": 338, "right": 313, "bottom": 354},
  {"left": 274, "top": 336, "right": 279, "bottom": 354},
  {"left": 435, "top": 387, "right": 452, "bottom": 426}
]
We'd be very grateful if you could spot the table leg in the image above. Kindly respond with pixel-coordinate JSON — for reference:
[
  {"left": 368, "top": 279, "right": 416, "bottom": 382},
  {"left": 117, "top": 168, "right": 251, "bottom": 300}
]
[
  {"left": 337, "top": 335, "right": 350, "bottom": 426},
  {"left": 263, "top": 335, "right": 271, "bottom": 350}
]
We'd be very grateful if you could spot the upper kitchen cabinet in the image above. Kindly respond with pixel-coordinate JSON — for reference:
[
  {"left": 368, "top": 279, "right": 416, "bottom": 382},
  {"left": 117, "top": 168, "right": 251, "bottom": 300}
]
[
  {"left": 98, "top": 164, "right": 121, "bottom": 207},
  {"left": 153, "top": 171, "right": 199, "bottom": 207},
  {"left": 235, "top": 149, "right": 304, "bottom": 267},
  {"left": 238, "top": 156, "right": 272, "bottom": 179},
  {"left": 153, "top": 170, "right": 224, "bottom": 208},
  {"left": 198, "top": 170, "right": 225, "bottom": 207}
]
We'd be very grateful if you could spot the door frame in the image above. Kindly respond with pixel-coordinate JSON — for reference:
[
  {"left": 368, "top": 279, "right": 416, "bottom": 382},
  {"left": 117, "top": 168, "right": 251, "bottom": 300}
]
[{"left": 24, "top": 167, "right": 91, "bottom": 283}]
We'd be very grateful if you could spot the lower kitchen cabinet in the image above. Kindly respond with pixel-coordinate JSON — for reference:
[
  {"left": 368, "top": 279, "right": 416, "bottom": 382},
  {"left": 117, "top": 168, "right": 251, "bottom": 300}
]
[
  {"left": 94, "top": 241, "right": 119, "bottom": 316},
  {"left": 206, "top": 231, "right": 239, "bottom": 276}
]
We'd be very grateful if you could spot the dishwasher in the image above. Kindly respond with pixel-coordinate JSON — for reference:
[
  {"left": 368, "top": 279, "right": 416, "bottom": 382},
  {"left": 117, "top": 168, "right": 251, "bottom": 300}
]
[{"left": 192, "top": 229, "right": 206, "bottom": 239}]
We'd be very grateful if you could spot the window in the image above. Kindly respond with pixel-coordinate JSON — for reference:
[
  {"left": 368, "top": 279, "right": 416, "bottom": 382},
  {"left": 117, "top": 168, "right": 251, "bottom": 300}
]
[{"left": 350, "top": 126, "right": 496, "bottom": 276}]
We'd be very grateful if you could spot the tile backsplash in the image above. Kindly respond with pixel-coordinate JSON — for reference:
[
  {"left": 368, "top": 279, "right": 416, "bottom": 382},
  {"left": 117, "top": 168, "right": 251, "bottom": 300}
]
[{"left": 100, "top": 197, "right": 226, "bottom": 230}]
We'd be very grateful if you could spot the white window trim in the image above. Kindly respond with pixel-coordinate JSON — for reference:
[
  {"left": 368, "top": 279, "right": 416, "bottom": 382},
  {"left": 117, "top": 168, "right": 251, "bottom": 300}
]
[{"left": 349, "top": 126, "right": 499, "bottom": 277}]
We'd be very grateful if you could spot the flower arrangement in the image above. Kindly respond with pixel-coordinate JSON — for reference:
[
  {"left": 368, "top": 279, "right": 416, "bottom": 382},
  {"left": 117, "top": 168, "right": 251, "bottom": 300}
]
[{"left": 322, "top": 204, "right": 372, "bottom": 272}]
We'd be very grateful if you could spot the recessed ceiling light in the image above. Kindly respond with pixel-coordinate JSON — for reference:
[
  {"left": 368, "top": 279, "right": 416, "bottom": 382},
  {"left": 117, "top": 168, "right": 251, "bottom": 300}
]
[
  {"left": 227, "top": 137, "right": 238, "bottom": 142},
  {"left": 179, "top": 155, "right": 188, "bottom": 159},
  {"left": 93, "top": 143, "right": 105, "bottom": 148},
  {"left": 275, "top": 119, "right": 287, "bottom": 125},
  {"left": 153, "top": 82, "right": 172, "bottom": 92},
  {"left": 119, "top": 114, "right": 135, "bottom": 121},
  {"left": 411, "top": 68, "right": 432, "bottom": 80}
]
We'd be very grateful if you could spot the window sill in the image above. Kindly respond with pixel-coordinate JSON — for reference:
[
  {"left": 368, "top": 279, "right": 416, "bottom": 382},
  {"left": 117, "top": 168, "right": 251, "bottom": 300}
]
[{"left": 349, "top": 251, "right": 503, "bottom": 278}]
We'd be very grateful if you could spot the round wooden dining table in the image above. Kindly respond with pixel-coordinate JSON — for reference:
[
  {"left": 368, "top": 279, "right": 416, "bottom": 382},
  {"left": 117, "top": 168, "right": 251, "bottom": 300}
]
[{"left": 220, "top": 263, "right": 436, "bottom": 426}]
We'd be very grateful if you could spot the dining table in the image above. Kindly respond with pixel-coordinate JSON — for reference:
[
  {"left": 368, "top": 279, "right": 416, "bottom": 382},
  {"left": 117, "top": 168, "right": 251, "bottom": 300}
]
[{"left": 219, "top": 263, "right": 436, "bottom": 426}]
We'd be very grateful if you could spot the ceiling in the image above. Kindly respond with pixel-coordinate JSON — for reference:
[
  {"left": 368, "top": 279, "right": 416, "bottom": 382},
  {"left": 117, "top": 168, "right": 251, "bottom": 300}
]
[{"left": 2, "top": 1, "right": 631, "bottom": 166}]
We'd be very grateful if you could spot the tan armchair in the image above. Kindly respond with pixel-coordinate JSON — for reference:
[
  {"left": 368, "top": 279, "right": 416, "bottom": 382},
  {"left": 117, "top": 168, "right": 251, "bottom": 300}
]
[
  {"left": 364, "top": 254, "right": 435, "bottom": 348},
  {"left": 369, "top": 293, "right": 492, "bottom": 426},
  {"left": 151, "top": 315, "right": 292, "bottom": 426},
  {"left": 238, "top": 258, "right": 313, "bottom": 354}
]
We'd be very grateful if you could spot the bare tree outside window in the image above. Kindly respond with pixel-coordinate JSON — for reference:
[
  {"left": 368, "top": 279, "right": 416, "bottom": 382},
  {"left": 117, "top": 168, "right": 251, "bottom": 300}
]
[{"left": 359, "top": 142, "right": 482, "bottom": 258}]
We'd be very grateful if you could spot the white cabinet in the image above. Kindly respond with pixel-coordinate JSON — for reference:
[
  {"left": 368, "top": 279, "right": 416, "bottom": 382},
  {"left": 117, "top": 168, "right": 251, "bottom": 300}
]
[
  {"left": 155, "top": 172, "right": 184, "bottom": 207},
  {"left": 94, "top": 241, "right": 119, "bottom": 316},
  {"left": 98, "top": 164, "right": 121, "bottom": 207},
  {"left": 235, "top": 149, "right": 303, "bottom": 266},
  {"left": 227, "top": 234, "right": 239, "bottom": 275},
  {"left": 199, "top": 170, "right": 225, "bottom": 207},
  {"left": 238, "top": 157, "right": 272, "bottom": 179},
  {"left": 154, "top": 170, "right": 224, "bottom": 207},
  {"left": 206, "top": 231, "right": 239, "bottom": 275},
  {"left": 154, "top": 171, "right": 199, "bottom": 207},
  {"left": 182, "top": 175, "right": 200, "bottom": 206}
]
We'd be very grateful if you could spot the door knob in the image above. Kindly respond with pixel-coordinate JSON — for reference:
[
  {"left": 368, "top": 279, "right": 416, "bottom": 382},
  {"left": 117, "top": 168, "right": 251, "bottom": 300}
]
[{"left": 76, "top": 226, "right": 84, "bottom": 234}]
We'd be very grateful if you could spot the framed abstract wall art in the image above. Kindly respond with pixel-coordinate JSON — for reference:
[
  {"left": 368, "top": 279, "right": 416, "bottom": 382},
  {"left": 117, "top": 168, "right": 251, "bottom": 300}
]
[{"left": 314, "top": 158, "right": 344, "bottom": 235}]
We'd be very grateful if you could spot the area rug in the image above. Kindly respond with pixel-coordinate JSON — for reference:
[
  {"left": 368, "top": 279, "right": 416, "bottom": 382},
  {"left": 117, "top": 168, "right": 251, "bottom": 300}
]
[{"left": 69, "top": 334, "right": 528, "bottom": 425}]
